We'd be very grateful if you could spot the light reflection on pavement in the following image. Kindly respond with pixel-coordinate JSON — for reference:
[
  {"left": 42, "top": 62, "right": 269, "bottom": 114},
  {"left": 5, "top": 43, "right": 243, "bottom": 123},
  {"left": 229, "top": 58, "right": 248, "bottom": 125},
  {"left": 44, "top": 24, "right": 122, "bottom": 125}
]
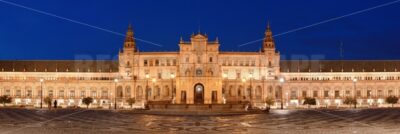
[{"left": 0, "top": 108, "right": 399, "bottom": 134}]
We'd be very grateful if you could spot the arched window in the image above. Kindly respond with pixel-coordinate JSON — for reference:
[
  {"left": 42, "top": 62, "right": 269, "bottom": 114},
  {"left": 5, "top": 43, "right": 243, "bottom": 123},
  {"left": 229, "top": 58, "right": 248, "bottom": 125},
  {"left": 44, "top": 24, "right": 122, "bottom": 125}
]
[
  {"left": 185, "top": 69, "right": 191, "bottom": 76},
  {"left": 156, "top": 86, "right": 160, "bottom": 97},
  {"left": 238, "top": 86, "right": 243, "bottom": 96},
  {"left": 197, "top": 56, "right": 201, "bottom": 63},
  {"left": 117, "top": 86, "right": 123, "bottom": 97},
  {"left": 256, "top": 86, "right": 262, "bottom": 97},
  {"left": 164, "top": 85, "right": 170, "bottom": 97},
  {"left": 125, "top": 86, "right": 131, "bottom": 98},
  {"left": 136, "top": 86, "right": 142, "bottom": 98}
]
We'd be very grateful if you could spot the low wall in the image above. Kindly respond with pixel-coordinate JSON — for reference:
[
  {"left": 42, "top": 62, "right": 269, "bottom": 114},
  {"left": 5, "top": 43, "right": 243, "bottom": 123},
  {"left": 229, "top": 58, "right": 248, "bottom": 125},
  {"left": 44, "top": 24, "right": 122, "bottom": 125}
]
[{"left": 148, "top": 104, "right": 247, "bottom": 111}]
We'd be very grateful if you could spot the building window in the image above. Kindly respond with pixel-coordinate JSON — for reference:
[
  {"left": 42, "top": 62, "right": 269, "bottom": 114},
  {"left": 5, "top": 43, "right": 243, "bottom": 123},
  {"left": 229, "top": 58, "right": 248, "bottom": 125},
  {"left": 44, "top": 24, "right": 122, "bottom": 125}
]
[
  {"left": 367, "top": 90, "right": 372, "bottom": 97},
  {"left": 81, "top": 91, "right": 85, "bottom": 98},
  {"left": 324, "top": 91, "right": 329, "bottom": 98},
  {"left": 15, "top": 90, "right": 21, "bottom": 97},
  {"left": 102, "top": 91, "right": 108, "bottom": 98},
  {"left": 70, "top": 90, "right": 75, "bottom": 98},
  {"left": 48, "top": 90, "right": 53, "bottom": 97},
  {"left": 345, "top": 90, "right": 350, "bottom": 97},
  {"left": 356, "top": 90, "right": 361, "bottom": 97},
  {"left": 302, "top": 91, "right": 307, "bottom": 98},
  {"left": 166, "top": 60, "right": 170, "bottom": 66},
  {"left": 197, "top": 56, "right": 201, "bottom": 63},
  {"left": 59, "top": 90, "right": 64, "bottom": 98},
  {"left": 27, "top": 90, "right": 32, "bottom": 98},
  {"left": 334, "top": 90, "right": 340, "bottom": 98},
  {"left": 157, "top": 87, "right": 160, "bottom": 96},
  {"left": 313, "top": 91, "right": 318, "bottom": 98},
  {"left": 37, "top": 90, "right": 41, "bottom": 97},
  {"left": 155, "top": 60, "right": 159, "bottom": 66},
  {"left": 186, "top": 57, "right": 189, "bottom": 63},
  {"left": 149, "top": 60, "right": 153, "bottom": 66},
  {"left": 378, "top": 90, "right": 383, "bottom": 98},
  {"left": 158, "top": 72, "right": 162, "bottom": 79},
  {"left": 143, "top": 60, "right": 148, "bottom": 66},
  {"left": 91, "top": 91, "right": 97, "bottom": 98},
  {"left": 236, "top": 73, "right": 241, "bottom": 79},
  {"left": 209, "top": 57, "right": 213, "bottom": 63},
  {"left": 173, "top": 59, "right": 177, "bottom": 65},
  {"left": 291, "top": 90, "right": 297, "bottom": 99}
]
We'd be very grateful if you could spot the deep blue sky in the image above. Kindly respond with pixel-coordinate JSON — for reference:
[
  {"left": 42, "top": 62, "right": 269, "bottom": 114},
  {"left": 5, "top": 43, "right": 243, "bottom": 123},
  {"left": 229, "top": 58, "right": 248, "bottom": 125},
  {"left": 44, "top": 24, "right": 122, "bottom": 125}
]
[{"left": 0, "top": 0, "right": 399, "bottom": 60}]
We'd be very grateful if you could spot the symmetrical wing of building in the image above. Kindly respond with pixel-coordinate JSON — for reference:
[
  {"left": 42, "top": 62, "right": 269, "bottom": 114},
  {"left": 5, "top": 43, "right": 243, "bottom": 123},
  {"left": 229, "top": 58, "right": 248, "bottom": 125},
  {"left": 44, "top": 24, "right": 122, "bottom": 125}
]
[{"left": 1, "top": 24, "right": 399, "bottom": 108}]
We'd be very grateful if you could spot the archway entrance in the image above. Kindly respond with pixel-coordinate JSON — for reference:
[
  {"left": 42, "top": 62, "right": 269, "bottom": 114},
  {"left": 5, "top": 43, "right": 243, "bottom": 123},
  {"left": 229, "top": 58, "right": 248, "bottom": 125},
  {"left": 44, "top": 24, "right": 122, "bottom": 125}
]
[{"left": 194, "top": 83, "right": 204, "bottom": 104}]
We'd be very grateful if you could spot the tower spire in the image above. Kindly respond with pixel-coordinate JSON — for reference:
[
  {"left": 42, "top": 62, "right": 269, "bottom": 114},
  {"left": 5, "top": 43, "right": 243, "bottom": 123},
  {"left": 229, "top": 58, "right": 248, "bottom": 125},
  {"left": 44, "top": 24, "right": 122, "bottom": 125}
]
[
  {"left": 123, "top": 23, "right": 136, "bottom": 51},
  {"left": 262, "top": 21, "right": 275, "bottom": 52}
]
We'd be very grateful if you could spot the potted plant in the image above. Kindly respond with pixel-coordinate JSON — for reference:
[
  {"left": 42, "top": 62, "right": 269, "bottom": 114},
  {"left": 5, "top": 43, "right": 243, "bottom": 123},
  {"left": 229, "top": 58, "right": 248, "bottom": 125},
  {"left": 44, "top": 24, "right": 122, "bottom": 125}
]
[
  {"left": 82, "top": 97, "right": 94, "bottom": 109},
  {"left": 264, "top": 97, "right": 275, "bottom": 112}
]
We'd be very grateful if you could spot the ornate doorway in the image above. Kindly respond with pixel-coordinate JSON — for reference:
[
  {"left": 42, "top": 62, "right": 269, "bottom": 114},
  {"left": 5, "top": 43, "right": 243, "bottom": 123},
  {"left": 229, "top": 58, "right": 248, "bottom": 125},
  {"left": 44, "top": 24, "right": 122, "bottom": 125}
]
[{"left": 194, "top": 83, "right": 204, "bottom": 104}]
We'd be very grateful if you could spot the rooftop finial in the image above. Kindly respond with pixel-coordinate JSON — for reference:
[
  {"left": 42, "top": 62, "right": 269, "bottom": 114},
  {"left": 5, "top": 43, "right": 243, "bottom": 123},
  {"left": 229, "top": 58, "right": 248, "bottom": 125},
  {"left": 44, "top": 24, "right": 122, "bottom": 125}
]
[
  {"left": 198, "top": 25, "right": 201, "bottom": 34},
  {"left": 180, "top": 36, "right": 184, "bottom": 43},
  {"left": 128, "top": 23, "right": 132, "bottom": 29}
]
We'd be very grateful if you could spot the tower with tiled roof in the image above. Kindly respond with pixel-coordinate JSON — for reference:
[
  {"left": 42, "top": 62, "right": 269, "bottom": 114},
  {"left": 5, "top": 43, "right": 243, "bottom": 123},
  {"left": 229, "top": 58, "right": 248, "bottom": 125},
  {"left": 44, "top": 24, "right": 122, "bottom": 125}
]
[{"left": 119, "top": 24, "right": 136, "bottom": 80}]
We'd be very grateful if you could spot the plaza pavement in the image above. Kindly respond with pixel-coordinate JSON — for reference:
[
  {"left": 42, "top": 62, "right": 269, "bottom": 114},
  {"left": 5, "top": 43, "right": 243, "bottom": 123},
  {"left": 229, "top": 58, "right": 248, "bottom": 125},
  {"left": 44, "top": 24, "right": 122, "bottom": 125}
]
[{"left": 0, "top": 108, "right": 399, "bottom": 134}]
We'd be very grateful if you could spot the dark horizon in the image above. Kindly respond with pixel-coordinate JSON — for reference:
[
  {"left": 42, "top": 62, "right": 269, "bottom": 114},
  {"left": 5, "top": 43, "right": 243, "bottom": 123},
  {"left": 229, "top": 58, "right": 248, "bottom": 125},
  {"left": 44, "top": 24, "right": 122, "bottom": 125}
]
[{"left": 1, "top": 0, "right": 400, "bottom": 60}]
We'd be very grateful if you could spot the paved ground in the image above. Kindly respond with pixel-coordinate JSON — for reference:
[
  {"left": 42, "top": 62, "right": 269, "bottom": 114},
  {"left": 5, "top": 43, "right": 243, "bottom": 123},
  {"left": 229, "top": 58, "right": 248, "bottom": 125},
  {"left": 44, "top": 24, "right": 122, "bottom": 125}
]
[{"left": 0, "top": 108, "right": 400, "bottom": 134}]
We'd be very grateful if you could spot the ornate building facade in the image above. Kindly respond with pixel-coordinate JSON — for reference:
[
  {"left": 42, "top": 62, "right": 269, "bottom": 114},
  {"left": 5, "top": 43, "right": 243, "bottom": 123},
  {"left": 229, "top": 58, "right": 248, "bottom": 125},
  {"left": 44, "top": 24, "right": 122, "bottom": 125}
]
[{"left": 0, "top": 24, "right": 399, "bottom": 108}]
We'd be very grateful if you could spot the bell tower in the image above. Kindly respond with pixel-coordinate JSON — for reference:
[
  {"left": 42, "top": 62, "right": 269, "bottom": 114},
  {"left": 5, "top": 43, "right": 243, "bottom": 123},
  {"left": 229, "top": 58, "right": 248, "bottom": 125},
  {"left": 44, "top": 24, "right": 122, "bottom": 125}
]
[
  {"left": 261, "top": 22, "right": 280, "bottom": 79},
  {"left": 262, "top": 22, "right": 275, "bottom": 52},
  {"left": 119, "top": 24, "right": 137, "bottom": 80}
]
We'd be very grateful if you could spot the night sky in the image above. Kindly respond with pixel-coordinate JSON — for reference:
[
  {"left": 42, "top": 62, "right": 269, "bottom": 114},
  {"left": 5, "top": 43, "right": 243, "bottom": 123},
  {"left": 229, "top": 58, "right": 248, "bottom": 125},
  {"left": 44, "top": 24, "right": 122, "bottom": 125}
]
[{"left": 0, "top": 0, "right": 399, "bottom": 60}]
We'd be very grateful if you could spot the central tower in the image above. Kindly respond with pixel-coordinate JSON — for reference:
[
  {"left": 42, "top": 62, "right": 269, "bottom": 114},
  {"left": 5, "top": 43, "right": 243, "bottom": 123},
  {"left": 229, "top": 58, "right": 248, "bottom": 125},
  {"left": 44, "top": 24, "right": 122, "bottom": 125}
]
[{"left": 176, "top": 33, "right": 222, "bottom": 104}]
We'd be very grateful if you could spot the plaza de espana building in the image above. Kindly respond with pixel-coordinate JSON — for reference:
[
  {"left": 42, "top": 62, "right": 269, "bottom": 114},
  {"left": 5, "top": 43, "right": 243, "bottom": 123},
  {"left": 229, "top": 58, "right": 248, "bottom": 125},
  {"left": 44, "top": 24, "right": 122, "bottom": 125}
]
[{"left": 1, "top": 24, "right": 400, "bottom": 109}]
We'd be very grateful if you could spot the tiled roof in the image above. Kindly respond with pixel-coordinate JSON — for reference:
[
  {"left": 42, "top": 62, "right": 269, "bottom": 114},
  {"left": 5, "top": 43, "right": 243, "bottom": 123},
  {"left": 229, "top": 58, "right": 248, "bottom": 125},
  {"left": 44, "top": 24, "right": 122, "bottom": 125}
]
[
  {"left": 0, "top": 60, "right": 118, "bottom": 72},
  {"left": 1, "top": 60, "right": 399, "bottom": 73},
  {"left": 280, "top": 60, "right": 400, "bottom": 72}
]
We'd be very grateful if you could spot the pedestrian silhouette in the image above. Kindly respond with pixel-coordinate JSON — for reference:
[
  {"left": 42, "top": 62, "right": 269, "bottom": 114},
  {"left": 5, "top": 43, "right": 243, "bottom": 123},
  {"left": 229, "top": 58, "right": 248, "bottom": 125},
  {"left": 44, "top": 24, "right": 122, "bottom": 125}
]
[{"left": 54, "top": 100, "right": 58, "bottom": 108}]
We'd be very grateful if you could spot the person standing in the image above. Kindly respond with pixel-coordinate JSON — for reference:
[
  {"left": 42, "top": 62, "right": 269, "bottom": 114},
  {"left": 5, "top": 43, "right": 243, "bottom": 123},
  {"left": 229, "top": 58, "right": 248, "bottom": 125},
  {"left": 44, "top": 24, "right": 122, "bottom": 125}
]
[{"left": 54, "top": 100, "right": 58, "bottom": 109}]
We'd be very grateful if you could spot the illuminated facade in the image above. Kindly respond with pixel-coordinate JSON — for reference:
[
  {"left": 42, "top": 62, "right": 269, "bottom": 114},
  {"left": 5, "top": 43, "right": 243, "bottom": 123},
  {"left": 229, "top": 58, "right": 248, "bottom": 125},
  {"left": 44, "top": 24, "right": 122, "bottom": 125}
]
[{"left": 0, "top": 24, "right": 399, "bottom": 108}]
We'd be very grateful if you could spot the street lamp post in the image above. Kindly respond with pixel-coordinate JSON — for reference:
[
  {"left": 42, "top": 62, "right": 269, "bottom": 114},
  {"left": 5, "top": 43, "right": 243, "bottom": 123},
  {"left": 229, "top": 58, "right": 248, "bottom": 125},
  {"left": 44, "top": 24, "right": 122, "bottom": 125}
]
[
  {"left": 40, "top": 79, "right": 44, "bottom": 109},
  {"left": 353, "top": 78, "right": 357, "bottom": 108},
  {"left": 222, "top": 74, "right": 227, "bottom": 101},
  {"left": 170, "top": 73, "right": 175, "bottom": 102},
  {"left": 114, "top": 78, "right": 118, "bottom": 110},
  {"left": 241, "top": 78, "right": 246, "bottom": 100},
  {"left": 369, "top": 91, "right": 372, "bottom": 106},
  {"left": 249, "top": 74, "right": 253, "bottom": 100},
  {"left": 152, "top": 78, "right": 156, "bottom": 100},
  {"left": 145, "top": 74, "right": 149, "bottom": 100},
  {"left": 279, "top": 77, "right": 285, "bottom": 109}
]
